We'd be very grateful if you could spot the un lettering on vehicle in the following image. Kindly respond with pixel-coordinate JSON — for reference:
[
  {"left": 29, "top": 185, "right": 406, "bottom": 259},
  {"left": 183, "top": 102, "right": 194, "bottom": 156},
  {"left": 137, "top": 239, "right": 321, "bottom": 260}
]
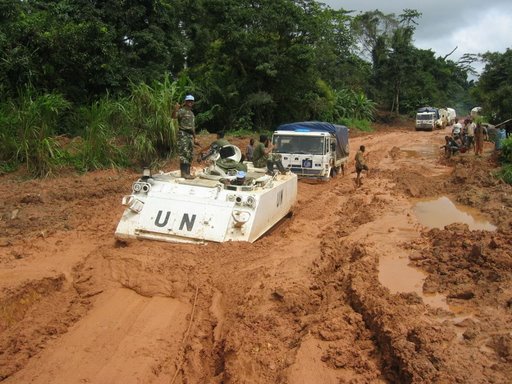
[{"left": 154, "top": 210, "right": 197, "bottom": 232}]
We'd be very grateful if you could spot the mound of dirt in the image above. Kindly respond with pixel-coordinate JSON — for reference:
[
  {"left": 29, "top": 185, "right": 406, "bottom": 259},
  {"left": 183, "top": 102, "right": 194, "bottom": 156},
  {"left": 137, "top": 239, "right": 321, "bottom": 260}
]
[{"left": 1, "top": 127, "right": 511, "bottom": 383}]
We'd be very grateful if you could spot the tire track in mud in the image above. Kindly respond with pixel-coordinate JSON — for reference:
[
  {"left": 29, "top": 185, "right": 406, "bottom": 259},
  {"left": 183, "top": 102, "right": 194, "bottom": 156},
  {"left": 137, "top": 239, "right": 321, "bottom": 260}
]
[
  {"left": 316, "top": 139, "right": 453, "bottom": 383},
  {"left": 0, "top": 248, "right": 103, "bottom": 380},
  {"left": 113, "top": 134, "right": 512, "bottom": 383},
  {"left": 313, "top": 133, "right": 510, "bottom": 384},
  {"left": 172, "top": 175, "right": 391, "bottom": 383},
  {"left": 173, "top": 132, "right": 433, "bottom": 383},
  {"left": 3, "top": 129, "right": 510, "bottom": 383}
]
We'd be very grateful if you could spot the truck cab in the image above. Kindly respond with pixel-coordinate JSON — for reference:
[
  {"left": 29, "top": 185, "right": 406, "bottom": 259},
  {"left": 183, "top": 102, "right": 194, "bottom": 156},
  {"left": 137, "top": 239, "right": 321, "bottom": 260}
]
[
  {"left": 415, "top": 112, "right": 436, "bottom": 131},
  {"left": 272, "top": 122, "right": 349, "bottom": 180}
]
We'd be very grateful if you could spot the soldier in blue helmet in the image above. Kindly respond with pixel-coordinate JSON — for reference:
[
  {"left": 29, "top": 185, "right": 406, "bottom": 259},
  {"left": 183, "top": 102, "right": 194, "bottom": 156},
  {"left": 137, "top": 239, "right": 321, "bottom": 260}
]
[{"left": 172, "top": 95, "right": 199, "bottom": 179}]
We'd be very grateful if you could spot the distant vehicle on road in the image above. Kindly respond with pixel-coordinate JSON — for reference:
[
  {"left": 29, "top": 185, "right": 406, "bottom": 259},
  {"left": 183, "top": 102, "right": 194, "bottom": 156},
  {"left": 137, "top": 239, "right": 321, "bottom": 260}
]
[
  {"left": 470, "top": 106, "right": 482, "bottom": 118},
  {"left": 416, "top": 107, "right": 439, "bottom": 131}
]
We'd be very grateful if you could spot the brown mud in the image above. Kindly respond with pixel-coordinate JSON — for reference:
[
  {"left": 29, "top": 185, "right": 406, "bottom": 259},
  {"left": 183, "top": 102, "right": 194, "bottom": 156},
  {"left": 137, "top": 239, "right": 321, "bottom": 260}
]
[{"left": 1, "top": 125, "right": 511, "bottom": 383}]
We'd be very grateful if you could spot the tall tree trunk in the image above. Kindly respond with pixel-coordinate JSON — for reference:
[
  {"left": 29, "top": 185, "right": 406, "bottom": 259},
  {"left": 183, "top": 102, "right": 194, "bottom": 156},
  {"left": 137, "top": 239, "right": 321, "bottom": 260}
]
[{"left": 392, "top": 79, "right": 400, "bottom": 114}]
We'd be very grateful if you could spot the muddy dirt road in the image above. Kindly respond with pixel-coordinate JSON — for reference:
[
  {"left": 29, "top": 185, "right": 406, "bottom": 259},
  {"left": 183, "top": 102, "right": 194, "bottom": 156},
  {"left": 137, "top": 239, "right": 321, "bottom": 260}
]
[{"left": 1, "top": 126, "right": 511, "bottom": 383}]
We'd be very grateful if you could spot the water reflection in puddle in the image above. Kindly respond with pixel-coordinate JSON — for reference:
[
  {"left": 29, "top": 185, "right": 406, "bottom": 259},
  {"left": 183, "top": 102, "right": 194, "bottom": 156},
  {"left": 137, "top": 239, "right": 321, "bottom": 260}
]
[
  {"left": 413, "top": 196, "right": 496, "bottom": 231},
  {"left": 378, "top": 196, "right": 495, "bottom": 311},
  {"left": 378, "top": 255, "right": 449, "bottom": 310},
  {"left": 400, "top": 144, "right": 439, "bottom": 159}
]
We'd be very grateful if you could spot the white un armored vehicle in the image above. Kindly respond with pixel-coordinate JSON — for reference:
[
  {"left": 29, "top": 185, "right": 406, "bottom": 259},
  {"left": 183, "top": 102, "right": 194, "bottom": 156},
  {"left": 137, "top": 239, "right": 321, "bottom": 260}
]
[{"left": 115, "top": 144, "right": 297, "bottom": 243}]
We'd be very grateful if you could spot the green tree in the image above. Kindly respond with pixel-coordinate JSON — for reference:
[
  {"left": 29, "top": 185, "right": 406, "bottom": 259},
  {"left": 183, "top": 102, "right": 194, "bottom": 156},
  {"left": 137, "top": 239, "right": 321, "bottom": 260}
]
[
  {"left": 475, "top": 49, "right": 512, "bottom": 122},
  {"left": 0, "top": 0, "right": 188, "bottom": 103},
  {"left": 185, "top": 0, "right": 363, "bottom": 130}
]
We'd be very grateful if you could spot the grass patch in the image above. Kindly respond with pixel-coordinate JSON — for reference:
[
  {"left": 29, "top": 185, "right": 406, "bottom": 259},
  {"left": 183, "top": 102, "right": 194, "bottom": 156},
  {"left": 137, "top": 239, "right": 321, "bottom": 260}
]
[
  {"left": 496, "top": 164, "right": 512, "bottom": 185},
  {"left": 0, "top": 161, "right": 19, "bottom": 175},
  {"left": 339, "top": 118, "right": 374, "bottom": 132}
]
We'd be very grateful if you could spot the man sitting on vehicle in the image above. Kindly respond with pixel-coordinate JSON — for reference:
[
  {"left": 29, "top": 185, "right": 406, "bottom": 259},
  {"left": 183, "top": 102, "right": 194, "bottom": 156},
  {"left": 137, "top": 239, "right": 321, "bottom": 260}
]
[
  {"left": 252, "top": 134, "right": 287, "bottom": 175},
  {"left": 199, "top": 131, "right": 230, "bottom": 156},
  {"left": 216, "top": 146, "right": 247, "bottom": 173}
]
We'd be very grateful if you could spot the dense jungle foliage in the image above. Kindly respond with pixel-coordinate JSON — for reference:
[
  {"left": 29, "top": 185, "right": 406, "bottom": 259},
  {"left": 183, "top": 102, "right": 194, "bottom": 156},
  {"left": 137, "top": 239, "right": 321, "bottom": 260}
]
[{"left": 0, "top": 0, "right": 510, "bottom": 176}]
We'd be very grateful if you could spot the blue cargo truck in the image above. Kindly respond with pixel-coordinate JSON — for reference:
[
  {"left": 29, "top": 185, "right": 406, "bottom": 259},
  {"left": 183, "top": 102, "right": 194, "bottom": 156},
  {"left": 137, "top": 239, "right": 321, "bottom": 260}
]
[{"left": 272, "top": 121, "right": 349, "bottom": 180}]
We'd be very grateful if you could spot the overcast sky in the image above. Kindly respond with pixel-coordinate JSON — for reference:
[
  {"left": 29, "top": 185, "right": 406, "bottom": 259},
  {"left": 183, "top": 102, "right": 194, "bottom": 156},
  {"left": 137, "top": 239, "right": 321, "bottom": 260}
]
[{"left": 323, "top": 0, "right": 512, "bottom": 72}]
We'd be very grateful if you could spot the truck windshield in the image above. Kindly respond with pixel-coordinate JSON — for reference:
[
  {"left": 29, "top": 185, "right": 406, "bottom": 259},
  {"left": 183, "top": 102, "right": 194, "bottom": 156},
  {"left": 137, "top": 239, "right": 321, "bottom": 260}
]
[
  {"left": 273, "top": 135, "right": 324, "bottom": 155},
  {"left": 417, "top": 114, "right": 434, "bottom": 121}
]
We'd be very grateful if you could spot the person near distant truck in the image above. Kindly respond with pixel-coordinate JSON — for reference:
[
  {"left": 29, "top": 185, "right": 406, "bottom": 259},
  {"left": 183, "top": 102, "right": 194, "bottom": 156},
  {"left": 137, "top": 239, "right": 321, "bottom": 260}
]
[
  {"left": 465, "top": 119, "right": 476, "bottom": 151},
  {"left": 474, "top": 123, "right": 485, "bottom": 156},
  {"left": 452, "top": 118, "right": 463, "bottom": 138},
  {"left": 355, "top": 145, "right": 369, "bottom": 187}
]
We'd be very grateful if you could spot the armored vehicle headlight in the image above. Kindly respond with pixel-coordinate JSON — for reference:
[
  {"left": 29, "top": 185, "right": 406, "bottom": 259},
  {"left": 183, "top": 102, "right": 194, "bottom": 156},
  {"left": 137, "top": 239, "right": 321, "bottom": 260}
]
[
  {"left": 132, "top": 182, "right": 142, "bottom": 192},
  {"left": 245, "top": 196, "right": 256, "bottom": 208},
  {"left": 141, "top": 182, "right": 151, "bottom": 193}
]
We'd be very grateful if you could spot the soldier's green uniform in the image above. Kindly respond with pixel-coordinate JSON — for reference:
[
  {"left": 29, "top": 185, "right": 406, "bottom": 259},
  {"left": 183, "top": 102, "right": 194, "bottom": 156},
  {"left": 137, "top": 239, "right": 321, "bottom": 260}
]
[
  {"left": 177, "top": 108, "right": 195, "bottom": 164},
  {"left": 252, "top": 142, "right": 268, "bottom": 168},
  {"left": 252, "top": 142, "right": 281, "bottom": 168}
]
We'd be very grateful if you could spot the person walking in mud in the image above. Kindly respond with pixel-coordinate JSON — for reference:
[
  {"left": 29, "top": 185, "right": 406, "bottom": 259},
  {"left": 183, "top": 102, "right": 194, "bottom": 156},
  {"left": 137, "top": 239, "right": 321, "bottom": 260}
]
[
  {"left": 474, "top": 122, "right": 485, "bottom": 156},
  {"left": 355, "top": 145, "right": 369, "bottom": 187},
  {"left": 466, "top": 118, "right": 476, "bottom": 151},
  {"left": 172, "top": 94, "right": 199, "bottom": 179}
]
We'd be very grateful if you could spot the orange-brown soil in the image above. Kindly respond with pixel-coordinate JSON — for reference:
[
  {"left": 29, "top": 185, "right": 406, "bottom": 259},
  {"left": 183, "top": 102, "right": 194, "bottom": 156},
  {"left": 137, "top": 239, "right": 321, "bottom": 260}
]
[{"left": 1, "top": 125, "right": 511, "bottom": 383}]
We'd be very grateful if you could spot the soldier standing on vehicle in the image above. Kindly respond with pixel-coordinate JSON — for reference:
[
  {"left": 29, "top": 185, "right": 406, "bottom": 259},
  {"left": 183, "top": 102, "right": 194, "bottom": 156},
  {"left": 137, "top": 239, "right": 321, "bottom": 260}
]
[
  {"left": 355, "top": 145, "right": 369, "bottom": 187},
  {"left": 172, "top": 95, "right": 199, "bottom": 179}
]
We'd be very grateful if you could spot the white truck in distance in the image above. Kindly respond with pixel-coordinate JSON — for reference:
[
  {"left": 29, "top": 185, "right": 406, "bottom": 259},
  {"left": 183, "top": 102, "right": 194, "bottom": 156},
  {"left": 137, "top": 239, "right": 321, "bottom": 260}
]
[
  {"left": 416, "top": 111, "right": 437, "bottom": 131},
  {"left": 416, "top": 107, "right": 456, "bottom": 131},
  {"left": 272, "top": 121, "right": 349, "bottom": 180}
]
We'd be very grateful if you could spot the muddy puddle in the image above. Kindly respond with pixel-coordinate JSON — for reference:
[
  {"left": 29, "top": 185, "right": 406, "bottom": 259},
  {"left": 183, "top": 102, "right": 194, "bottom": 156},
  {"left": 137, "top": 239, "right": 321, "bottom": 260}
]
[
  {"left": 413, "top": 196, "right": 496, "bottom": 231},
  {"left": 399, "top": 144, "right": 439, "bottom": 159},
  {"left": 379, "top": 196, "right": 496, "bottom": 312},
  {"left": 378, "top": 254, "right": 449, "bottom": 310}
]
